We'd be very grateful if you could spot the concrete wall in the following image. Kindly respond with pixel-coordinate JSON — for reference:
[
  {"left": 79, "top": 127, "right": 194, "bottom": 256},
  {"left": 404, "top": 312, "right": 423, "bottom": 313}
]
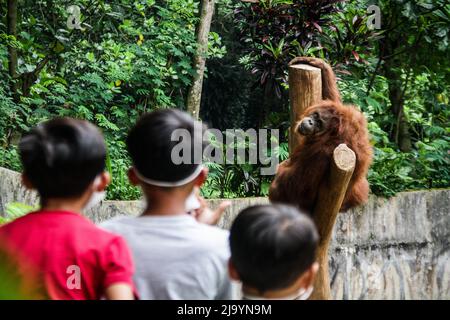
[{"left": 0, "top": 167, "right": 448, "bottom": 299}]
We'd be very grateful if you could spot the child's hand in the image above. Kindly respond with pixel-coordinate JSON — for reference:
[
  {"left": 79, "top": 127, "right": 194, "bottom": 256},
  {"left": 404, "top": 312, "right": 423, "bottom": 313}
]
[
  {"left": 105, "top": 283, "right": 135, "bottom": 300},
  {"left": 191, "top": 190, "right": 231, "bottom": 225}
]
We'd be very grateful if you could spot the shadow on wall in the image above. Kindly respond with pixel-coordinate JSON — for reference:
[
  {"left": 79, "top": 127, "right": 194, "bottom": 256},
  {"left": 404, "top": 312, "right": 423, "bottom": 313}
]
[{"left": 0, "top": 166, "right": 448, "bottom": 300}]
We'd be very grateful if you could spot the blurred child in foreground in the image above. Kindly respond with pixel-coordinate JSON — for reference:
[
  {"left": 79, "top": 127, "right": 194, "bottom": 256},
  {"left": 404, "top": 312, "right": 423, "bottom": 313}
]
[
  {"left": 0, "top": 118, "right": 135, "bottom": 299},
  {"left": 229, "top": 204, "right": 319, "bottom": 300}
]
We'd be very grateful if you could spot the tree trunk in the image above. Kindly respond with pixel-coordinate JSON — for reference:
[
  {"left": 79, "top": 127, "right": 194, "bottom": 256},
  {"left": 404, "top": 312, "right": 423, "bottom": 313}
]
[
  {"left": 388, "top": 81, "right": 412, "bottom": 152},
  {"left": 381, "top": 37, "right": 413, "bottom": 152},
  {"left": 186, "top": 0, "right": 215, "bottom": 119},
  {"left": 258, "top": 79, "right": 274, "bottom": 128},
  {"left": 7, "top": 0, "right": 19, "bottom": 101},
  {"left": 310, "top": 144, "right": 356, "bottom": 300}
]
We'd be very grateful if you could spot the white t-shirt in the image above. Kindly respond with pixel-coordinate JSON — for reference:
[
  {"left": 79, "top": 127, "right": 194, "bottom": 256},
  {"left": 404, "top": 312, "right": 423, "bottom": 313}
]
[{"left": 101, "top": 214, "right": 234, "bottom": 300}]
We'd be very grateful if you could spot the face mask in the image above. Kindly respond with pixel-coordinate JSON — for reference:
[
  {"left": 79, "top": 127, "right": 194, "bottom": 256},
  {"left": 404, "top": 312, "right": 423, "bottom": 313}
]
[
  {"left": 84, "top": 175, "right": 106, "bottom": 211},
  {"left": 294, "top": 286, "right": 313, "bottom": 300},
  {"left": 185, "top": 187, "right": 201, "bottom": 212},
  {"left": 243, "top": 286, "right": 314, "bottom": 300}
]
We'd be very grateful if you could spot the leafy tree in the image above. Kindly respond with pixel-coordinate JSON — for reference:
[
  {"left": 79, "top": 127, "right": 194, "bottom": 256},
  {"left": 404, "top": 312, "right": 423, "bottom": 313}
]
[
  {"left": 0, "top": 0, "right": 224, "bottom": 200},
  {"left": 0, "top": 0, "right": 448, "bottom": 200},
  {"left": 234, "top": 0, "right": 345, "bottom": 126},
  {"left": 367, "top": 0, "right": 449, "bottom": 152}
]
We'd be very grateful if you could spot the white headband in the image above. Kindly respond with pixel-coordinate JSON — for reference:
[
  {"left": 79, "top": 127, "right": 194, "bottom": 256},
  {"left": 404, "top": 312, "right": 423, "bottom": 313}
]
[{"left": 134, "top": 165, "right": 203, "bottom": 187}]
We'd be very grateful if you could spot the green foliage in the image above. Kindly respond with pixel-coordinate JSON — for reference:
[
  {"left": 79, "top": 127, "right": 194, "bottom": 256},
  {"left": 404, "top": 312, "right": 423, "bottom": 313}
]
[
  {"left": 0, "top": 255, "right": 29, "bottom": 299},
  {"left": 0, "top": 202, "right": 36, "bottom": 225},
  {"left": 0, "top": 201, "right": 45, "bottom": 299},
  {"left": 200, "top": 0, "right": 255, "bottom": 130},
  {"left": 339, "top": 71, "right": 450, "bottom": 196},
  {"left": 5, "top": 202, "right": 36, "bottom": 219},
  {"left": 235, "top": 0, "right": 343, "bottom": 90},
  {"left": 206, "top": 0, "right": 449, "bottom": 198},
  {"left": 0, "top": 248, "right": 46, "bottom": 299},
  {"left": 0, "top": 0, "right": 448, "bottom": 202},
  {"left": 0, "top": 0, "right": 225, "bottom": 200},
  {"left": 201, "top": 131, "right": 288, "bottom": 198}
]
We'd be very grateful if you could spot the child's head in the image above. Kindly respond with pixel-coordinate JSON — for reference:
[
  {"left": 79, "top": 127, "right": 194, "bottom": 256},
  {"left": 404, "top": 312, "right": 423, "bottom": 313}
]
[
  {"left": 126, "top": 109, "right": 206, "bottom": 199},
  {"left": 229, "top": 204, "right": 319, "bottom": 299},
  {"left": 19, "top": 117, "right": 109, "bottom": 204}
]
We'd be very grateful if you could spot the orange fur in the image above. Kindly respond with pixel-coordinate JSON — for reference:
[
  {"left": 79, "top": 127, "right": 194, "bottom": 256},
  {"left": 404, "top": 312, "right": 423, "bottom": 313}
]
[{"left": 269, "top": 58, "right": 373, "bottom": 213}]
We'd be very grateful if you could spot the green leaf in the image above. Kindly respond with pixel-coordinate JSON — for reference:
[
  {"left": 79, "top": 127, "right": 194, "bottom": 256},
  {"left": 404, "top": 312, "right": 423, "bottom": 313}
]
[{"left": 5, "top": 202, "right": 36, "bottom": 219}]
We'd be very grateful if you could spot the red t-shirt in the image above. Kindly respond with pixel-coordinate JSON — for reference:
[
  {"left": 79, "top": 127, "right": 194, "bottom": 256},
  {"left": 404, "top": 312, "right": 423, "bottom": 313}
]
[{"left": 0, "top": 210, "right": 135, "bottom": 300}]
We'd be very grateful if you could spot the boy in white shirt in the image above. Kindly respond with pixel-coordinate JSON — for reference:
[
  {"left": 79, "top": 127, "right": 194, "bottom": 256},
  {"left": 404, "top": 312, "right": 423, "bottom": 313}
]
[{"left": 102, "top": 109, "right": 233, "bottom": 300}]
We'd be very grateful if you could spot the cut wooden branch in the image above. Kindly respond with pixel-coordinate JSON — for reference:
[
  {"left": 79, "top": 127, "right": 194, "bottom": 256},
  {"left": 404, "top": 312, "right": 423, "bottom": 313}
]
[
  {"left": 310, "top": 143, "right": 356, "bottom": 300},
  {"left": 288, "top": 64, "right": 322, "bottom": 153},
  {"left": 186, "top": 0, "right": 215, "bottom": 119}
]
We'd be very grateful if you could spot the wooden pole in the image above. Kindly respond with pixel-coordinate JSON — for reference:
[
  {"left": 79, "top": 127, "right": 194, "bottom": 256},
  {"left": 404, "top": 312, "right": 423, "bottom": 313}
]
[
  {"left": 186, "top": 0, "right": 215, "bottom": 119},
  {"left": 287, "top": 60, "right": 356, "bottom": 299},
  {"left": 310, "top": 144, "right": 356, "bottom": 300},
  {"left": 288, "top": 64, "right": 322, "bottom": 153}
]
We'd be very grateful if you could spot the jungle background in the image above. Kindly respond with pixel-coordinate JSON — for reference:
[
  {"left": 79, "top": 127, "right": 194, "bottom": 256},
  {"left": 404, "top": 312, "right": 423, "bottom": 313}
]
[{"left": 0, "top": 0, "right": 449, "bottom": 201}]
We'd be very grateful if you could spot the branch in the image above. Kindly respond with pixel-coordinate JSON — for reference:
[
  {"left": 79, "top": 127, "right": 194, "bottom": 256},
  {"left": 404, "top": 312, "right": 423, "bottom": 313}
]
[{"left": 310, "top": 144, "right": 356, "bottom": 300}]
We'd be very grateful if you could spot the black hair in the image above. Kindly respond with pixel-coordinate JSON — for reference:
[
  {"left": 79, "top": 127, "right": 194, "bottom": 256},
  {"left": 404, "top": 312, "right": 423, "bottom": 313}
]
[
  {"left": 19, "top": 117, "right": 106, "bottom": 199},
  {"left": 126, "top": 109, "right": 205, "bottom": 184},
  {"left": 229, "top": 204, "right": 319, "bottom": 293}
]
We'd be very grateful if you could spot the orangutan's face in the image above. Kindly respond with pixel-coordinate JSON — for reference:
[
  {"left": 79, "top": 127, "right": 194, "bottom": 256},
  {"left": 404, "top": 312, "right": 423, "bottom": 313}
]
[{"left": 296, "top": 107, "right": 339, "bottom": 137}]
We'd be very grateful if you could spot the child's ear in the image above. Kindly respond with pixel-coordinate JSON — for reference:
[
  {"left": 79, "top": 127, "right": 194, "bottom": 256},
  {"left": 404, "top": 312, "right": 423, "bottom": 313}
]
[
  {"left": 228, "top": 259, "right": 241, "bottom": 282},
  {"left": 302, "top": 262, "right": 319, "bottom": 289},
  {"left": 127, "top": 167, "right": 140, "bottom": 186},
  {"left": 194, "top": 167, "right": 208, "bottom": 187},
  {"left": 21, "top": 173, "right": 34, "bottom": 190},
  {"left": 97, "top": 171, "right": 111, "bottom": 191}
]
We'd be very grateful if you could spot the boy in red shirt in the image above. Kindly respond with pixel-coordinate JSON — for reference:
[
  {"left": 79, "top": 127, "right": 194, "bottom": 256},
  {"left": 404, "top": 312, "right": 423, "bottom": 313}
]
[{"left": 0, "top": 118, "right": 135, "bottom": 300}]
